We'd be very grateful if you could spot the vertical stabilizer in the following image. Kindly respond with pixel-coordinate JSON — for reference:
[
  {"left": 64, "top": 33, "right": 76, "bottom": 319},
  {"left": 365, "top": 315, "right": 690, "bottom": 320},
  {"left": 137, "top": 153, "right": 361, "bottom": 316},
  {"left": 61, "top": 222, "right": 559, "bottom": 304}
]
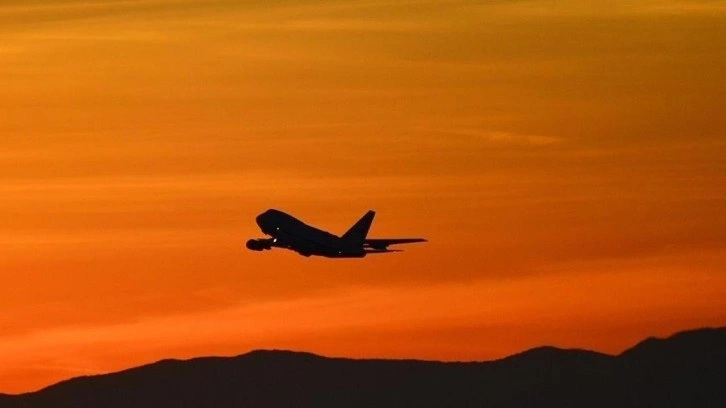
[{"left": 341, "top": 210, "right": 375, "bottom": 247}]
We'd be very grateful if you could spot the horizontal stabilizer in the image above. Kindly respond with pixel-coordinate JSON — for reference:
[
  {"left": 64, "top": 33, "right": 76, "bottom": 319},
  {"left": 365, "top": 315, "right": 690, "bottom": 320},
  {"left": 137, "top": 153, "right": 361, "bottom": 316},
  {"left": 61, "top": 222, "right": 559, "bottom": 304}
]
[
  {"left": 364, "top": 248, "right": 403, "bottom": 254},
  {"left": 364, "top": 238, "right": 426, "bottom": 250}
]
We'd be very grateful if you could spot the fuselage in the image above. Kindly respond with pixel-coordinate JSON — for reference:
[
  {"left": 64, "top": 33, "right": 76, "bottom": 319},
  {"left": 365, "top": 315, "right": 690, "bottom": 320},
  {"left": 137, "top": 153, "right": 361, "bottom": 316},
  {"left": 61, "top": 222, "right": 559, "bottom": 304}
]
[{"left": 255, "top": 209, "right": 365, "bottom": 257}]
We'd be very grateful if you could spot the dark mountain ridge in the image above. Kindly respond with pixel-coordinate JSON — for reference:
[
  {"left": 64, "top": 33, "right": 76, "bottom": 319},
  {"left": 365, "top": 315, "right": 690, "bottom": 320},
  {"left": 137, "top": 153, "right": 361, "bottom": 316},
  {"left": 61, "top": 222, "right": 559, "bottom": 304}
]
[{"left": 1, "top": 326, "right": 724, "bottom": 407}]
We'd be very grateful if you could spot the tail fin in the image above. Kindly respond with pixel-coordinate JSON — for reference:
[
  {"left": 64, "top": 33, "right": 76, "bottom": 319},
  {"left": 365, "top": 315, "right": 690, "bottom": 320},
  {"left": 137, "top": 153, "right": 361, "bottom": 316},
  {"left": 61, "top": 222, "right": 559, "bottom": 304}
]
[{"left": 341, "top": 210, "right": 375, "bottom": 247}]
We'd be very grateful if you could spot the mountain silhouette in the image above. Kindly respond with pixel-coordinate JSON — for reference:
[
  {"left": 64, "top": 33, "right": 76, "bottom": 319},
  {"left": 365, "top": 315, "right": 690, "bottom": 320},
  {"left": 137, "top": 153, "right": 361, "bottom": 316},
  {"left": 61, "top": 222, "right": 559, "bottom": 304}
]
[{"left": 1, "top": 327, "right": 723, "bottom": 407}]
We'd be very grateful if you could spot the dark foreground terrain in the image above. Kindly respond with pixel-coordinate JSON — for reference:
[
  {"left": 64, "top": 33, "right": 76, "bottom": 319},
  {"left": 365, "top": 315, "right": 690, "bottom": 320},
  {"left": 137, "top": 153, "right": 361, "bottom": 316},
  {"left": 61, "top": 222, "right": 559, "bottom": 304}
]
[{"left": 1, "top": 327, "right": 724, "bottom": 407}]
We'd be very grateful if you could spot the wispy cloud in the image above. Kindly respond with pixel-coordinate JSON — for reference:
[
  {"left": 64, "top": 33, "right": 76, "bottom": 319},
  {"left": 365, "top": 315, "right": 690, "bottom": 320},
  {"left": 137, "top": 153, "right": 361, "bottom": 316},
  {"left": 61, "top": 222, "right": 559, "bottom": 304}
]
[
  {"left": 421, "top": 127, "right": 564, "bottom": 146},
  {"left": 468, "top": 0, "right": 726, "bottom": 18}
]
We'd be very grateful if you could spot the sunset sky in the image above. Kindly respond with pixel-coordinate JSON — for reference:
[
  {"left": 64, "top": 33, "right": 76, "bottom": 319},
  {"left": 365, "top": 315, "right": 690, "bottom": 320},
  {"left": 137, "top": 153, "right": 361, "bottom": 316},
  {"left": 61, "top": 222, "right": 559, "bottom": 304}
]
[{"left": 1, "top": 0, "right": 725, "bottom": 393}]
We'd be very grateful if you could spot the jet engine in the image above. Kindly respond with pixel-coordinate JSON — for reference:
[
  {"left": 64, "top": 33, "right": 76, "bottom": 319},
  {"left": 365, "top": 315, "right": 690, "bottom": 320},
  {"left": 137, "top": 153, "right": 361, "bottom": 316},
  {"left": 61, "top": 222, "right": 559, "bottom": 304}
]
[{"left": 246, "top": 239, "right": 272, "bottom": 251}]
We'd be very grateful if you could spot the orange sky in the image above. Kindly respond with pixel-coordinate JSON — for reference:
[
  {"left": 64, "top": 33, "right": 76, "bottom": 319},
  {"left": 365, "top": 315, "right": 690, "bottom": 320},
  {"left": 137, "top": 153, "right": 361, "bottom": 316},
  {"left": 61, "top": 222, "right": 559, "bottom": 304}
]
[{"left": 1, "top": 0, "right": 725, "bottom": 393}]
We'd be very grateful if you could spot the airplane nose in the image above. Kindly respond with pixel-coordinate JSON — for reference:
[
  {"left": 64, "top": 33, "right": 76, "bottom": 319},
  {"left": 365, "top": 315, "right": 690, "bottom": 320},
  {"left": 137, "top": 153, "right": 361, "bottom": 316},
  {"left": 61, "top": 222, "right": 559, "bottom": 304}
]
[
  {"left": 255, "top": 213, "right": 267, "bottom": 229},
  {"left": 256, "top": 211, "right": 274, "bottom": 234}
]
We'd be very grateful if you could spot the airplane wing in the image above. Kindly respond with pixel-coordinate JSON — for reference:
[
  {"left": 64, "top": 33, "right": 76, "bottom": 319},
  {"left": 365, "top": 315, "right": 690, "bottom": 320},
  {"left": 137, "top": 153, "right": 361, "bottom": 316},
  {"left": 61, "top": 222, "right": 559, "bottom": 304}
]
[{"left": 364, "top": 238, "right": 426, "bottom": 250}]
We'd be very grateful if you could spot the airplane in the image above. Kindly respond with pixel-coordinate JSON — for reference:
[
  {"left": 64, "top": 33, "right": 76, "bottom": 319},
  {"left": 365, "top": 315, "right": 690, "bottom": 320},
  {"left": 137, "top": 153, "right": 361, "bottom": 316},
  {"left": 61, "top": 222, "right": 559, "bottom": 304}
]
[{"left": 246, "top": 209, "right": 426, "bottom": 258}]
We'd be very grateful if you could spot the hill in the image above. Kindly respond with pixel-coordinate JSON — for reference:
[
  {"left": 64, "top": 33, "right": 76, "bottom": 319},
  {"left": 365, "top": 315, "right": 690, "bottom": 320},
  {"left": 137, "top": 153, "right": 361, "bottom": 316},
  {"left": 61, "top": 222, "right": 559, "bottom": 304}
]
[{"left": 1, "top": 327, "right": 724, "bottom": 407}]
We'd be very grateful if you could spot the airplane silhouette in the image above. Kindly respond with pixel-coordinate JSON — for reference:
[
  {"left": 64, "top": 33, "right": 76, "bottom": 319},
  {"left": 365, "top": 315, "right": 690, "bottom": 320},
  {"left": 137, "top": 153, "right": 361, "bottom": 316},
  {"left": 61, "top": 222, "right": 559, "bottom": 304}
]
[{"left": 246, "top": 209, "right": 426, "bottom": 258}]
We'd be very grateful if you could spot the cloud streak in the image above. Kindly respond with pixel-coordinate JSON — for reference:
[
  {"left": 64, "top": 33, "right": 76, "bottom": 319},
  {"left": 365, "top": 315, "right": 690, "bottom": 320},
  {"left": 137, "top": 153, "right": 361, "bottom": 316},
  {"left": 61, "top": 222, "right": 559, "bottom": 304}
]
[{"left": 421, "top": 128, "right": 564, "bottom": 146}]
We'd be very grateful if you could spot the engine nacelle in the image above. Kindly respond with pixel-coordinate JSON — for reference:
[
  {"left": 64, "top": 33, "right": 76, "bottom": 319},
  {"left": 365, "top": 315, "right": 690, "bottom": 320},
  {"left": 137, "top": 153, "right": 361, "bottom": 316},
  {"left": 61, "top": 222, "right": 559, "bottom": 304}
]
[{"left": 246, "top": 239, "right": 271, "bottom": 251}]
